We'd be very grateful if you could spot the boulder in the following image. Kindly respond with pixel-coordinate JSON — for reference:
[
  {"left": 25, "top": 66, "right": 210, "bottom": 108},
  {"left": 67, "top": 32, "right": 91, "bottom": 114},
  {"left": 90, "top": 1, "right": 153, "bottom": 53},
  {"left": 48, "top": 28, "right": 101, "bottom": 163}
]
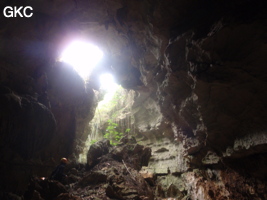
[
  {"left": 77, "top": 171, "right": 108, "bottom": 187},
  {"left": 110, "top": 142, "right": 152, "bottom": 170},
  {"left": 24, "top": 177, "right": 67, "bottom": 200},
  {"left": 86, "top": 139, "right": 111, "bottom": 168},
  {"left": 54, "top": 193, "right": 82, "bottom": 200},
  {"left": 139, "top": 171, "right": 156, "bottom": 186}
]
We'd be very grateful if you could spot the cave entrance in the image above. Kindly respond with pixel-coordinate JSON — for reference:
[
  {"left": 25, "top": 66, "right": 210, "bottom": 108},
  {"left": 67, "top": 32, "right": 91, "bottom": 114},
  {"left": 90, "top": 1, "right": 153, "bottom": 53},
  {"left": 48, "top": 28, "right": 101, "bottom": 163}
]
[
  {"left": 78, "top": 85, "right": 135, "bottom": 163},
  {"left": 60, "top": 40, "right": 103, "bottom": 79},
  {"left": 80, "top": 70, "right": 136, "bottom": 164},
  {"left": 59, "top": 40, "right": 118, "bottom": 93},
  {"left": 59, "top": 40, "right": 135, "bottom": 163}
]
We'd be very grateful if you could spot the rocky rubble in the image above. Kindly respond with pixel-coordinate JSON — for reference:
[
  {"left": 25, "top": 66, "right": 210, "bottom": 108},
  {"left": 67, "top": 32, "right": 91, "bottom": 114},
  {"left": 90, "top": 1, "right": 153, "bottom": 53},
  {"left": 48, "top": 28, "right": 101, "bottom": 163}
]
[
  {"left": 21, "top": 138, "right": 154, "bottom": 200},
  {"left": 2, "top": 137, "right": 266, "bottom": 200}
]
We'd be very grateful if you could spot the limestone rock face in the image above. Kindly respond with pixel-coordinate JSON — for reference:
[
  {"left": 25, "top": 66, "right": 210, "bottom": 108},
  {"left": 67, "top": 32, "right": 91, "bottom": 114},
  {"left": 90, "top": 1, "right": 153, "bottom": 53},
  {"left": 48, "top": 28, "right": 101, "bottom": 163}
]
[
  {"left": 46, "top": 62, "right": 97, "bottom": 159},
  {"left": 0, "top": 85, "right": 57, "bottom": 192},
  {"left": 0, "top": 88, "right": 56, "bottom": 159}
]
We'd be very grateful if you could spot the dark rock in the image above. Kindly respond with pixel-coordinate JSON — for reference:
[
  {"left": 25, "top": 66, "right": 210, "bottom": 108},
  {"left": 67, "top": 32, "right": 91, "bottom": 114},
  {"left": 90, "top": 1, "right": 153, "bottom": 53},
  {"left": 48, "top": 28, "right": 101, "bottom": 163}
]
[
  {"left": 105, "top": 164, "right": 154, "bottom": 200},
  {"left": 119, "top": 135, "right": 137, "bottom": 144},
  {"left": 155, "top": 185, "right": 165, "bottom": 198},
  {"left": 87, "top": 138, "right": 151, "bottom": 171},
  {"left": 139, "top": 171, "right": 156, "bottom": 186},
  {"left": 77, "top": 171, "right": 108, "bottom": 187},
  {"left": 31, "top": 190, "right": 44, "bottom": 200},
  {"left": 167, "top": 184, "right": 183, "bottom": 199},
  {"left": 110, "top": 143, "right": 151, "bottom": 170},
  {"left": 155, "top": 147, "right": 169, "bottom": 153},
  {"left": 67, "top": 174, "right": 81, "bottom": 184},
  {"left": 46, "top": 62, "right": 97, "bottom": 159},
  {"left": 86, "top": 139, "right": 111, "bottom": 168},
  {"left": 69, "top": 168, "right": 79, "bottom": 176},
  {"left": 68, "top": 141, "right": 154, "bottom": 199},
  {"left": 24, "top": 177, "right": 67, "bottom": 200},
  {"left": 105, "top": 185, "right": 123, "bottom": 199},
  {"left": 0, "top": 192, "right": 24, "bottom": 200},
  {"left": 0, "top": 85, "right": 12, "bottom": 94},
  {"left": 0, "top": 93, "right": 56, "bottom": 159},
  {"left": 54, "top": 193, "right": 82, "bottom": 200}
]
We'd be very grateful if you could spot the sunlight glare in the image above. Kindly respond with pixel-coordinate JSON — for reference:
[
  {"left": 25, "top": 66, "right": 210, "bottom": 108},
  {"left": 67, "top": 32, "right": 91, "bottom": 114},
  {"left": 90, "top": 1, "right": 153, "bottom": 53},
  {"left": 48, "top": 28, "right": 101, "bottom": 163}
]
[
  {"left": 60, "top": 40, "right": 103, "bottom": 79},
  {"left": 100, "top": 73, "right": 117, "bottom": 90},
  {"left": 99, "top": 73, "right": 118, "bottom": 103}
]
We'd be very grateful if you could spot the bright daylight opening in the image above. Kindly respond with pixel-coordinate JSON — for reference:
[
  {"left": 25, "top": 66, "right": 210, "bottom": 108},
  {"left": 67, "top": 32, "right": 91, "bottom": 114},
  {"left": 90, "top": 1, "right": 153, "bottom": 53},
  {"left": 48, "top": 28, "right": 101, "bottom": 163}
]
[
  {"left": 99, "top": 73, "right": 117, "bottom": 91},
  {"left": 60, "top": 40, "right": 119, "bottom": 98},
  {"left": 98, "top": 73, "right": 119, "bottom": 103},
  {"left": 62, "top": 41, "right": 121, "bottom": 163},
  {"left": 60, "top": 40, "right": 103, "bottom": 79}
]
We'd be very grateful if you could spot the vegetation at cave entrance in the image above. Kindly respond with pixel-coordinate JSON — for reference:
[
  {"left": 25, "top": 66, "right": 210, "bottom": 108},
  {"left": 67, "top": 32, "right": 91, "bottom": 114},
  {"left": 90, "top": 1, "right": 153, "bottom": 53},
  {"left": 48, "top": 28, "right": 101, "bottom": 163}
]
[{"left": 104, "top": 120, "right": 131, "bottom": 146}]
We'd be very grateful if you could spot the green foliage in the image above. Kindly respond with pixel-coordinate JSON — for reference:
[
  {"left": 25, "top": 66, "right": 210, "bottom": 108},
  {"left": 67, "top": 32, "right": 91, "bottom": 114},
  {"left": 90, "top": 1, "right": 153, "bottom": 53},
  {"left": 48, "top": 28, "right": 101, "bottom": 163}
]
[
  {"left": 104, "top": 120, "right": 122, "bottom": 146},
  {"left": 125, "top": 128, "right": 130, "bottom": 133},
  {"left": 110, "top": 91, "right": 122, "bottom": 107},
  {"left": 103, "top": 120, "right": 130, "bottom": 146},
  {"left": 92, "top": 85, "right": 134, "bottom": 146},
  {"left": 90, "top": 139, "right": 98, "bottom": 145}
]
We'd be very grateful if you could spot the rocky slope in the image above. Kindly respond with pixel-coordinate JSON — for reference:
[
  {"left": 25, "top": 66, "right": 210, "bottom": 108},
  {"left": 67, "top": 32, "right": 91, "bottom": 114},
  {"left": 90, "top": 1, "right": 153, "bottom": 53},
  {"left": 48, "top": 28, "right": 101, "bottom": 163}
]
[{"left": 21, "top": 138, "right": 153, "bottom": 200}]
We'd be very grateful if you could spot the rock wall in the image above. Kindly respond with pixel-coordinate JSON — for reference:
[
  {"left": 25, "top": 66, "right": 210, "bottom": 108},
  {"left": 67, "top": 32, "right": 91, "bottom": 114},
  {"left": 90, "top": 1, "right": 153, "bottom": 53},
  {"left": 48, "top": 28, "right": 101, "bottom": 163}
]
[
  {"left": 0, "top": 61, "right": 96, "bottom": 193},
  {"left": 0, "top": 3, "right": 97, "bottom": 192}
]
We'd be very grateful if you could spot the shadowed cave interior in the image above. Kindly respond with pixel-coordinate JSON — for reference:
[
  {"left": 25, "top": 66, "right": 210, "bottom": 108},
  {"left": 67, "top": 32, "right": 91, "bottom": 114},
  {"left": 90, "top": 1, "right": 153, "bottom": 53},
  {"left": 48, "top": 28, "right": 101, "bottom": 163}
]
[{"left": 0, "top": 0, "right": 267, "bottom": 199}]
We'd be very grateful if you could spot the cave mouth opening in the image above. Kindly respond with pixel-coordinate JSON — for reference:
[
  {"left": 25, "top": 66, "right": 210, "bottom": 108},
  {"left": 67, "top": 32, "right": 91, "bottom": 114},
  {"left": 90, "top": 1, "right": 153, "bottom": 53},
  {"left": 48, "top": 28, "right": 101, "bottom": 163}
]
[
  {"left": 59, "top": 40, "right": 119, "bottom": 94},
  {"left": 59, "top": 40, "right": 103, "bottom": 79},
  {"left": 99, "top": 73, "right": 119, "bottom": 103}
]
